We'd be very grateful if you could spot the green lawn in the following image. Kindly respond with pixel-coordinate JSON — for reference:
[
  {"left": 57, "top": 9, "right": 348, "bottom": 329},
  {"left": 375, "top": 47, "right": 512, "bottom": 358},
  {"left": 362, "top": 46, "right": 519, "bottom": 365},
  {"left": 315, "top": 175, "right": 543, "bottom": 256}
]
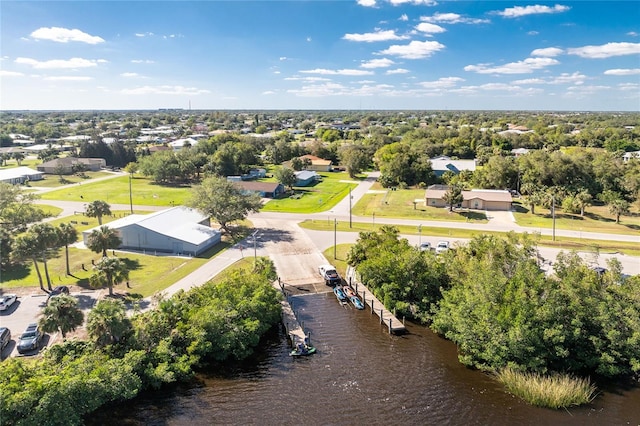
[
  {"left": 26, "top": 171, "right": 115, "bottom": 188},
  {"left": 261, "top": 171, "right": 359, "bottom": 213},
  {"left": 0, "top": 242, "right": 234, "bottom": 298},
  {"left": 40, "top": 175, "right": 192, "bottom": 206},
  {"left": 353, "top": 186, "right": 488, "bottom": 223},
  {"left": 301, "top": 219, "right": 640, "bottom": 256},
  {"left": 513, "top": 202, "right": 640, "bottom": 235},
  {"left": 38, "top": 204, "right": 64, "bottom": 218}
]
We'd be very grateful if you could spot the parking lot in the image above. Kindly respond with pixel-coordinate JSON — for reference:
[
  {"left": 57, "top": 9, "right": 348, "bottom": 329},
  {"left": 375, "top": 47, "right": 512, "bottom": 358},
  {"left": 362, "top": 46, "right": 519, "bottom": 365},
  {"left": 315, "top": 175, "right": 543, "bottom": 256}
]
[{"left": 0, "top": 289, "right": 101, "bottom": 360}]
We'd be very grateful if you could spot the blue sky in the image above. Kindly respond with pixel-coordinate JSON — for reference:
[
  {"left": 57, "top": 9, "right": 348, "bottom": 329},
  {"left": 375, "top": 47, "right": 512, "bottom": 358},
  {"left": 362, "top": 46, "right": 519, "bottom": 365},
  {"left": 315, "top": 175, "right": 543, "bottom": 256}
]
[{"left": 1, "top": 1, "right": 639, "bottom": 111}]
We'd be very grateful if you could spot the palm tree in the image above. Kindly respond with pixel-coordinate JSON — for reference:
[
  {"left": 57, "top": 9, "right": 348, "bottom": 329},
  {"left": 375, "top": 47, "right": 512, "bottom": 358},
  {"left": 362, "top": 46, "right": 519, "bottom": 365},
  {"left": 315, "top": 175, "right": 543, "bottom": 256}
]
[
  {"left": 87, "top": 225, "right": 121, "bottom": 257},
  {"left": 609, "top": 199, "right": 630, "bottom": 224},
  {"left": 89, "top": 257, "right": 129, "bottom": 296},
  {"left": 39, "top": 295, "right": 84, "bottom": 340},
  {"left": 85, "top": 200, "right": 112, "bottom": 225},
  {"left": 575, "top": 189, "right": 593, "bottom": 217},
  {"left": 57, "top": 223, "right": 78, "bottom": 275},
  {"left": 87, "top": 299, "right": 132, "bottom": 347},
  {"left": 30, "top": 223, "right": 60, "bottom": 291},
  {"left": 13, "top": 233, "right": 45, "bottom": 291}
]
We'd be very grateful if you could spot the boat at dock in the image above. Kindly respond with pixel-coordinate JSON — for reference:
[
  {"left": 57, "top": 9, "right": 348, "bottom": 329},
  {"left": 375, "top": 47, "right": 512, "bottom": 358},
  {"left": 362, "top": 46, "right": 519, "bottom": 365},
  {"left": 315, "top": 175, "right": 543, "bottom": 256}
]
[
  {"left": 343, "top": 286, "right": 364, "bottom": 310},
  {"left": 290, "top": 343, "right": 317, "bottom": 357},
  {"left": 333, "top": 286, "right": 348, "bottom": 303}
]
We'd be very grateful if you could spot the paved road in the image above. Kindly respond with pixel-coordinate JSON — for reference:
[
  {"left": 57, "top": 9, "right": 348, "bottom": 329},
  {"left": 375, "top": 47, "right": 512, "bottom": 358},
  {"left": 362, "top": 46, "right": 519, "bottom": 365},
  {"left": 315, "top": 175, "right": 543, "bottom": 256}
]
[{"left": 4, "top": 170, "right": 638, "bottom": 357}]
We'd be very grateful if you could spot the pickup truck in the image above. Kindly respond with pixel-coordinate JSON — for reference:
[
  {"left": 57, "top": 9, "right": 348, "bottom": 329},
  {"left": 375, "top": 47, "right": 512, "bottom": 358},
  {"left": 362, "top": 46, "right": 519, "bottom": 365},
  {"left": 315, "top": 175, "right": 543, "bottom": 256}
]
[{"left": 318, "top": 264, "right": 342, "bottom": 286}]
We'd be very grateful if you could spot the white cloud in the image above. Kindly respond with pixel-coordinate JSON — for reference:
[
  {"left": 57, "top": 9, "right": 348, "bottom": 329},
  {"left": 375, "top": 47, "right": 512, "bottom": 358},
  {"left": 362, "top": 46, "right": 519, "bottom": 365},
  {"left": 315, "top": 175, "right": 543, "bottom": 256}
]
[
  {"left": 389, "top": 0, "right": 438, "bottom": 5},
  {"left": 528, "top": 31, "right": 539, "bottom": 36},
  {"left": 30, "top": 27, "right": 104, "bottom": 44},
  {"left": 420, "top": 12, "right": 489, "bottom": 24},
  {"left": 306, "top": 37, "right": 312, "bottom": 42},
  {"left": 284, "top": 76, "right": 331, "bottom": 82},
  {"left": 531, "top": 47, "right": 563, "bottom": 57},
  {"left": 15, "top": 57, "right": 103, "bottom": 69},
  {"left": 299, "top": 68, "right": 374, "bottom": 76},
  {"left": 0, "top": 70, "right": 24, "bottom": 77},
  {"left": 43, "top": 76, "right": 93, "bottom": 81},
  {"left": 378, "top": 40, "right": 445, "bottom": 59},
  {"left": 120, "top": 72, "right": 140, "bottom": 78},
  {"left": 343, "top": 29, "right": 409, "bottom": 42},
  {"left": 419, "top": 77, "right": 464, "bottom": 89},
  {"left": 399, "top": 14, "right": 408, "bottom": 21},
  {"left": 279, "top": 57, "right": 288, "bottom": 61},
  {"left": 496, "top": 4, "right": 570, "bottom": 18},
  {"left": 357, "top": 0, "right": 377, "bottom": 7},
  {"left": 549, "top": 72, "right": 586, "bottom": 84},
  {"left": 414, "top": 23, "right": 446, "bottom": 35},
  {"left": 131, "top": 59, "right": 155, "bottom": 64},
  {"left": 386, "top": 68, "right": 409, "bottom": 74},
  {"left": 121, "top": 85, "right": 210, "bottom": 95},
  {"left": 262, "top": 90, "right": 276, "bottom": 95},
  {"left": 567, "top": 42, "right": 640, "bottom": 58},
  {"left": 135, "top": 32, "right": 154, "bottom": 37},
  {"left": 511, "top": 78, "right": 546, "bottom": 84},
  {"left": 604, "top": 68, "right": 640, "bottom": 76},
  {"left": 288, "top": 82, "right": 349, "bottom": 97},
  {"left": 464, "top": 57, "right": 559, "bottom": 74},
  {"left": 361, "top": 58, "right": 395, "bottom": 68},
  {"left": 627, "top": 31, "right": 638, "bottom": 37}
]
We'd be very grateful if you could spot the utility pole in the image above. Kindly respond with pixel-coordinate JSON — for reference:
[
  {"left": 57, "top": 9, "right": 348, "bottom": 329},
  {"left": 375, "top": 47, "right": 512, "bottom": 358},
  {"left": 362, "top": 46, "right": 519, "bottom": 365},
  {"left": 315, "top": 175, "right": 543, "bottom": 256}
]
[
  {"left": 349, "top": 187, "right": 352, "bottom": 228},
  {"left": 334, "top": 218, "right": 337, "bottom": 259},
  {"left": 418, "top": 224, "right": 422, "bottom": 245},
  {"left": 552, "top": 195, "right": 556, "bottom": 241},
  {"left": 251, "top": 229, "right": 259, "bottom": 260},
  {"left": 128, "top": 172, "right": 133, "bottom": 214}
]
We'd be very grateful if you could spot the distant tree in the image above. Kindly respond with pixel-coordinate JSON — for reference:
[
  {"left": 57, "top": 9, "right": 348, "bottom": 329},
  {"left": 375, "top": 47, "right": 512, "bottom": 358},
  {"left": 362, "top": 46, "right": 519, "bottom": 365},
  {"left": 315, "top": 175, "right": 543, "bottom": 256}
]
[
  {"left": 442, "top": 185, "right": 464, "bottom": 212},
  {"left": 187, "top": 176, "right": 263, "bottom": 235},
  {"left": 575, "top": 189, "right": 593, "bottom": 217},
  {"left": 89, "top": 257, "right": 129, "bottom": 297},
  {"left": 274, "top": 167, "right": 296, "bottom": 191},
  {"left": 609, "top": 198, "right": 630, "bottom": 224},
  {"left": 0, "top": 183, "right": 47, "bottom": 232},
  {"left": 85, "top": 200, "right": 111, "bottom": 225},
  {"left": 290, "top": 157, "right": 304, "bottom": 171},
  {"left": 13, "top": 233, "right": 46, "bottom": 291},
  {"left": 39, "top": 295, "right": 84, "bottom": 340},
  {"left": 339, "top": 145, "right": 369, "bottom": 178},
  {"left": 12, "top": 151, "right": 25, "bottom": 166},
  {"left": 87, "top": 225, "right": 121, "bottom": 257}
]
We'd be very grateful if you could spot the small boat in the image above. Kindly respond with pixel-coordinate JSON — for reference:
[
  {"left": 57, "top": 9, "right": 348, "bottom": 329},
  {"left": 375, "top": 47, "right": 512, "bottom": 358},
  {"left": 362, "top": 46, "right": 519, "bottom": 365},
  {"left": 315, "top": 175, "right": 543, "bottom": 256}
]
[
  {"left": 349, "top": 295, "right": 365, "bottom": 310},
  {"left": 333, "top": 286, "right": 348, "bottom": 303},
  {"left": 290, "top": 343, "right": 317, "bottom": 357},
  {"left": 343, "top": 286, "right": 364, "bottom": 309}
]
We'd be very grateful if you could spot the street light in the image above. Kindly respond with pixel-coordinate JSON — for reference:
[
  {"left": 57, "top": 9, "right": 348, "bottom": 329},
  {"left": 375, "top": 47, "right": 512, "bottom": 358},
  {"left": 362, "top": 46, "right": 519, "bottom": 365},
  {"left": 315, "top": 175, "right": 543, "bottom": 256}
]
[
  {"left": 349, "top": 187, "right": 352, "bottom": 228},
  {"left": 418, "top": 224, "right": 422, "bottom": 245},
  {"left": 250, "top": 229, "right": 260, "bottom": 260},
  {"left": 128, "top": 172, "right": 133, "bottom": 214}
]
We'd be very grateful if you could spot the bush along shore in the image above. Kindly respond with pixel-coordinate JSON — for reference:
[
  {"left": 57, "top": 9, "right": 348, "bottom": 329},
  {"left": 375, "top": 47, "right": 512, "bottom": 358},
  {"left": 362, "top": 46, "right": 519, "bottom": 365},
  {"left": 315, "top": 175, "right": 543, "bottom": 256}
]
[
  {"left": 0, "top": 261, "right": 282, "bottom": 426},
  {"left": 346, "top": 227, "right": 640, "bottom": 408}
]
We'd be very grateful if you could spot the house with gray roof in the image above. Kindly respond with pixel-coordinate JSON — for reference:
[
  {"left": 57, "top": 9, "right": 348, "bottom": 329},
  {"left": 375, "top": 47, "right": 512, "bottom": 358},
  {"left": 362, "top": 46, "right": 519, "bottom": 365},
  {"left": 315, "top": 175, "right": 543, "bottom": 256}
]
[
  {"left": 81, "top": 206, "right": 220, "bottom": 256},
  {"left": 429, "top": 156, "right": 476, "bottom": 176}
]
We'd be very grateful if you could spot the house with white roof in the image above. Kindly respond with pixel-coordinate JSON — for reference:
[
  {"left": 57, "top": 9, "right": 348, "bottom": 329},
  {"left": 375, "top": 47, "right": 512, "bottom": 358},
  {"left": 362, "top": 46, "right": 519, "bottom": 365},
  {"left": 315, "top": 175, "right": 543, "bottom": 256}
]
[
  {"left": 429, "top": 156, "right": 477, "bottom": 177},
  {"left": 0, "top": 166, "right": 44, "bottom": 184},
  {"left": 81, "top": 206, "right": 221, "bottom": 256}
]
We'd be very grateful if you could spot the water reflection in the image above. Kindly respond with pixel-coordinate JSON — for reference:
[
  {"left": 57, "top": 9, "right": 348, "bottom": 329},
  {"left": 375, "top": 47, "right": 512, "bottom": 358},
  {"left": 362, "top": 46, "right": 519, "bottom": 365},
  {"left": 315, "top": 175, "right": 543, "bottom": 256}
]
[{"left": 89, "top": 293, "right": 640, "bottom": 425}]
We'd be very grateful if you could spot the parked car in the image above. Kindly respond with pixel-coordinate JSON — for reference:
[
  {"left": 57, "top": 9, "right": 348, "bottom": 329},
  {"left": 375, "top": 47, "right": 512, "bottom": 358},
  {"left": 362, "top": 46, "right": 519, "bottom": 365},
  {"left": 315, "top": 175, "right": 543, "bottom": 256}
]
[
  {"left": 318, "top": 264, "right": 342, "bottom": 286},
  {"left": 46, "top": 286, "right": 70, "bottom": 303},
  {"left": 17, "top": 323, "right": 43, "bottom": 354},
  {"left": 0, "top": 327, "right": 11, "bottom": 350},
  {"left": 435, "top": 241, "right": 450, "bottom": 254},
  {"left": 0, "top": 294, "right": 17, "bottom": 311},
  {"left": 419, "top": 242, "right": 431, "bottom": 251}
]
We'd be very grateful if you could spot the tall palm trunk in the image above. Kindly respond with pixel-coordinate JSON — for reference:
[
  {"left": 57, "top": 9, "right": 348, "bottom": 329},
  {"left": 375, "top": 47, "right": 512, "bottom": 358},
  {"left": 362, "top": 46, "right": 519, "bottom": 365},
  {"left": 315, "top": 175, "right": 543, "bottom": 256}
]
[
  {"left": 42, "top": 252, "right": 53, "bottom": 291},
  {"left": 32, "top": 256, "right": 45, "bottom": 291}
]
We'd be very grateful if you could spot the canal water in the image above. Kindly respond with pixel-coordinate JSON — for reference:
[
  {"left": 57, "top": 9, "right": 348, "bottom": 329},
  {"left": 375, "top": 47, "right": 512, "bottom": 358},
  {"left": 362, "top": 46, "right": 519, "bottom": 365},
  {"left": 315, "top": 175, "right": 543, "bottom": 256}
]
[{"left": 90, "top": 293, "right": 640, "bottom": 425}]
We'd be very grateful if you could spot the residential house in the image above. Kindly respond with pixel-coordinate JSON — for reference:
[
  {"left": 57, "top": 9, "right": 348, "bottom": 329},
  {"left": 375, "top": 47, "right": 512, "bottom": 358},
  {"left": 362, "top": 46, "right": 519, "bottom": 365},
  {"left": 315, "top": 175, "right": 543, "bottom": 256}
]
[
  {"left": 429, "top": 156, "right": 476, "bottom": 177},
  {"left": 37, "top": 157, "right": 106, "bottom": 174},
  {"left": 299, "top": 154, "right": 333, "bottom": 172},
  {"left": 82, "top": 206, "right": 220, "bottom": 256},
  {"left": 425, "top": 185, "right": 513, "bottom": 211},
  {"left": 294, "top": 170, "right": 319, "bottom": 186},
  {"left": 232, "top": 181, "right": 285, "bottom": 198},
  {"left": 0, "top": 166, "right": 44, "bottom": 184}
]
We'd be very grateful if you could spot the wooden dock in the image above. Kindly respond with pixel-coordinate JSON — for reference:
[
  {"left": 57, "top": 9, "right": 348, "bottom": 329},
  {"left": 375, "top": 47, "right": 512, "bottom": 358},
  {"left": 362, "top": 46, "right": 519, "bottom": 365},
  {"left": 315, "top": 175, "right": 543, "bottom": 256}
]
[
  {"left": 345, "top": 266, "right": 406, "bottom": 334},
  {"left": 273, "top": 280, "right": 308, "bottom": 347}
]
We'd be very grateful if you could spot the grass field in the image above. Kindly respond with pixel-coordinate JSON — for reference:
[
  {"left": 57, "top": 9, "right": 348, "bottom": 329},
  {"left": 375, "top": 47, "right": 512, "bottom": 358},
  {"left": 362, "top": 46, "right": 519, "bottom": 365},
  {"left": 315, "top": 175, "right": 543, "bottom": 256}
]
[
  {"left": 40, "top": 175, "right": 192, "bottom": 206},
  {"left": 301, "top": 219, "right": 640, "bottom": 256},
  {"left": 353, "top": 184, "right": 488, "bottom": 223},
  {"left": 513, "top": 202, "right": 640, "bottom": 235},
  {"left": 26, "top": 171, "right": 115, "bottom": 188},
  {"left": 261, "top": 171, "right": 359, "bottom": 213}
]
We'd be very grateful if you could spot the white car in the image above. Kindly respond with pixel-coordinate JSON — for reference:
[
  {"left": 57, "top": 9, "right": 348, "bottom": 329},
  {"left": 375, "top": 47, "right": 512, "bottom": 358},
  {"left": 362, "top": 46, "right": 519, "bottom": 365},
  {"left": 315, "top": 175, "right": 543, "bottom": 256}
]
[
  {"left": 0, "top": 294, "right": 17, "bottom": 311},
  {"left": 419, "top": 242, "right": 431, "bottom": 251},
  {"left": 435, "top": 241, "right": 450, "bottom": 254}
]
